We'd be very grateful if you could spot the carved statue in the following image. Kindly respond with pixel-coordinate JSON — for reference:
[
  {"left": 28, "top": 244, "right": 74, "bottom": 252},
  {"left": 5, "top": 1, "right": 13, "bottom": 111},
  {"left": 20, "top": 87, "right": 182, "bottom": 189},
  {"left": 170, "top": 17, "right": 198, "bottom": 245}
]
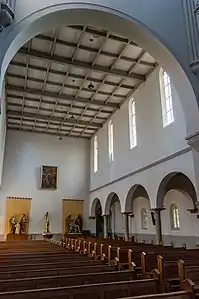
[
  {"left": 67, "top": 214, "right": 82, "bottom": 234},
  {"left": 20, "top": 214, "right": 28, "bottom": 234},
  {"left": 9, "top": 216, "right": 17, "bottom": 234},
  {"left": 44, "top": 212, "right": 50, "bottom": 234},
  {"left": 75, "top": 214, "right": 83, "bottom": 232},
  {"left": 15, "top": 222, "right": 20, "bottom": 235}
]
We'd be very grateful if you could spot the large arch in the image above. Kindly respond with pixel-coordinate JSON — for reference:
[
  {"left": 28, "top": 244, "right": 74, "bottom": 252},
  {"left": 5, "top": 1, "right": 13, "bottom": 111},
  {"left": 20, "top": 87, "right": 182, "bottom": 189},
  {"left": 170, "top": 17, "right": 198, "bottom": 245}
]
[
  {"left": 90, "top": 198, "right": 103, "bottom": 237},
  {"left": 104, "top": 192, "right": 121, "bottom": 216},
  {"left": 156, "top": 172, "right": 197, "bottom": 209},
  {"left": 125, "top": 184, "right": 150, "bottom": 214},
  {"left": 0, "top": 1, "right": 199, "bottom": 138}
]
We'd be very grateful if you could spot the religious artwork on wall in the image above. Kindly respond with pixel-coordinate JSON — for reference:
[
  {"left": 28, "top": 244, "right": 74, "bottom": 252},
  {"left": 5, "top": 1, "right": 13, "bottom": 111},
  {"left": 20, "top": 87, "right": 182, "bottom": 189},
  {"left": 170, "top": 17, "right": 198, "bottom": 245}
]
[{"left": 41, "top": 166, "right": 57, "bottom": 189}]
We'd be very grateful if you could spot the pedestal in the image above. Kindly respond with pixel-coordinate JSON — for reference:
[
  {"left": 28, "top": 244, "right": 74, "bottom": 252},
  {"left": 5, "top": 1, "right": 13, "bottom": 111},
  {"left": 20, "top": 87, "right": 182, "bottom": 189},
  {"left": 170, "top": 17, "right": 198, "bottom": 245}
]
[{"left": 7, "top": 233, "right": 28, "bottom": 241}]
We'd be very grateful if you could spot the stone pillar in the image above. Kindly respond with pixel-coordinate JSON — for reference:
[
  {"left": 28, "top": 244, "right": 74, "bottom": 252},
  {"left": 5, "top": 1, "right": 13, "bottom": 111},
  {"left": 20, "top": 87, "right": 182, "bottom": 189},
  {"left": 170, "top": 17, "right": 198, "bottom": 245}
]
[
  {"left": 152, "top": 208, "right": 164, "bottom": 245},
  {"left": 123, "top": 212, "right": 130, "bottom": 241},
  {"left": 186, "top": 133, "right": 199, "bottom": 208},
  {"left": 103, "top": 215, "right": 108, "bottom": 238}
]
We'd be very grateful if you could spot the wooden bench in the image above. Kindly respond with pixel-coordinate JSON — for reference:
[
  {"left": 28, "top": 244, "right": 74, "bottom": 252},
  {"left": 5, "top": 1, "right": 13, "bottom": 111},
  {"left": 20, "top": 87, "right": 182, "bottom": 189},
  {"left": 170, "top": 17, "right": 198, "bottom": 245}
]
[
  {"left": 0, "top": 270, "right": 136, "bottom": 292},
  {"left": 0, "top": 264, "right": 118, "bottom": 280},
  {"left": 0, "top": 278, "right": 160, "bottom": 299}
]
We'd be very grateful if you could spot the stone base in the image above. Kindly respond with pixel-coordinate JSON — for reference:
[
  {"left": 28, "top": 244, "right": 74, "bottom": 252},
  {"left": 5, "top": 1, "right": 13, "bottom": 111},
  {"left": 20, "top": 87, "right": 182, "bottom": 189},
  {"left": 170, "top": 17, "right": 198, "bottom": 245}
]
[
  {"left": 42, "top": 233, "right": 53, "bottom": 239},
  {"left": 7, "top": 233, "right": 28, "bottom": 241}
]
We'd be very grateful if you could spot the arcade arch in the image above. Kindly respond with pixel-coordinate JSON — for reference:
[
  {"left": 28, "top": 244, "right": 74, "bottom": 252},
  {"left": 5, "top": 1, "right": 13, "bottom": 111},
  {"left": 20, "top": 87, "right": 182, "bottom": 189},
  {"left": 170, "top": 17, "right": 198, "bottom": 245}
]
[
  {"left": 0, "top": 1, "right": 199, "bottom": 140},
  {"left": 104, "top": 192, "right": 123, "bottom": 237},
  {"left": 156, "top": 172, "right": 198, "bottom": 246}
]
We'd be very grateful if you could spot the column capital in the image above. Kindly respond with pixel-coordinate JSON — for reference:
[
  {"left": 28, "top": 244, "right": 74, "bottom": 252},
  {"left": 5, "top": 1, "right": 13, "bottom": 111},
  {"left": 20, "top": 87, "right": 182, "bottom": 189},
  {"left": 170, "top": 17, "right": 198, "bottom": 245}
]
[
  {"left": 151, "top": 208, "right": 165, "bottom": 212},
  {"left": 186, "top": 131, "right": 199, "bottom": 151}
]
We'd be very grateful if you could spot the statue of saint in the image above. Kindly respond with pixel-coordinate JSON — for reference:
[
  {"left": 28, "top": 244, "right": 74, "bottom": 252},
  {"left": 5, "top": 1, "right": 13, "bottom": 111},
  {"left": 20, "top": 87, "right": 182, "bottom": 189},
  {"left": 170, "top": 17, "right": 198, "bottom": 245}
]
[
  {"left": 75, "top": 214, "right": 83, "bottom": 232},
  {"left": 15, "top": 222, "right": 20, "bottom": 234},
  {"left": 44, "top": 212, "right": 50, "bottom": 233},
  {"left": 9, "top": 216, "right": 17, "bottom": 234},
  {"left": 20, "top": 214, "right": 28, "bottom": 234}
]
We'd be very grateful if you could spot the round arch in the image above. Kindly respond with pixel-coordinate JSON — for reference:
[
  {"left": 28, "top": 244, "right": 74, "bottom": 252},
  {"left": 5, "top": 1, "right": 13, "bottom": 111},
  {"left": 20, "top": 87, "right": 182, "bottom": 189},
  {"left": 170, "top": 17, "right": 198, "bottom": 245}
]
[
  {"left": 104, "top": 192, "right": 121, "bottom": 215},
  {"left": 125, "top": 184, "right": 150, "bottom": 214},
  {"left": 156, "top": 172, "right": 197, "bottom": 209},
  {"left": 0, "top": 1, "right": 199, "bottom": 137},
  {"left": 90, "top": 198, "right": 102, "bottom": 218}
]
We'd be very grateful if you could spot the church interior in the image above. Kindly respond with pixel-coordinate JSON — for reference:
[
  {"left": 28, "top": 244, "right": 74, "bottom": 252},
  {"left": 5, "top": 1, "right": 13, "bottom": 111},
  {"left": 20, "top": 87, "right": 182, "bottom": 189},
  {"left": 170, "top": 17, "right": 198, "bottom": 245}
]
[{"left": 0, "top": 0, "right": 199, "bottom": 298}]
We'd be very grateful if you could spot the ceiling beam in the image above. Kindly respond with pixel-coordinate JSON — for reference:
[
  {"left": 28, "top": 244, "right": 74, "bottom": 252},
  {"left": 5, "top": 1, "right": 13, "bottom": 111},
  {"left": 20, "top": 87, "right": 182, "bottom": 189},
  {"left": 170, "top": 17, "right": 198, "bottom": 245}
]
[
  {"left": 7, "top": 73, "right": 126, "bottom": 99},
  {"left": 18, "top": 48, "right": 146, "bottom": 81},
  {"left": 7, "top": 110, "right": 102, "bottom": 128},
  {"left": 7, "top": 121, "right": 91, "bottom": 134},
  {"left": 7, "top": 102, "right": 107, "bottom": 121},
  {"left": 7, "top": 93, "right": 113, "bottom": 114},
  {"left": 9, "top": 61, "right": 135, "bottom": 90},
  {"left": 37, "top": 34, "right": 154, "bottom": 68},
  {"left": 8, "top": 116, "right": 95, "bottom": 131},
  {"left": 7, "top": 85, "right": 119, "bottom": 109},
  {"left": 7, "top": 127, "right": 90, "bottom": 139},
  {"left": 69, "top": 26, "right": 138, "bottom": 47}
]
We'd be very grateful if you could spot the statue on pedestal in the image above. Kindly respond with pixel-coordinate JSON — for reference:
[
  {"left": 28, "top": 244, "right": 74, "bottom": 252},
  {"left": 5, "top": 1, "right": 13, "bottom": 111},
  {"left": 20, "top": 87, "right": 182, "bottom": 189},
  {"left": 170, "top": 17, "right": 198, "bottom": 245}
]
[
  {"left": 43, "top": 212, "right": 53, "bottom": 239},
  {"left": 9, "top": 216, "right": 17, "bottom": 234},
  {"left": 20, "top": 214, "right": 28, "bottom": 234},
  {"left": 67, "top": 214, "right": 83, "bottom": 234}
]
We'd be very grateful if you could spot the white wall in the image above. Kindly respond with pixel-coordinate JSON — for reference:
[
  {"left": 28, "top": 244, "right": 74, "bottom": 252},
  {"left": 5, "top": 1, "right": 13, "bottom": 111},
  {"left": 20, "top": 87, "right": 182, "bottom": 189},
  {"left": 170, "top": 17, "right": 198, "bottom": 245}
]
[
  {"left": 162, "top": 190, "right": 199, "bottom": 242},
  {"left": 131, "top": 197, "right": 155, "bottom": 239},
  {"left": 90, "top": 67, "right": 188, "bottom": 191},
  {"left": 0, "top": 80, "right": 7, "bottom": 187},
  {"left": 89, "top": 66, "right": 198, "bottom": 246},
  {"left": 0, "top": 130, "right": 90, "bottom": 235}
]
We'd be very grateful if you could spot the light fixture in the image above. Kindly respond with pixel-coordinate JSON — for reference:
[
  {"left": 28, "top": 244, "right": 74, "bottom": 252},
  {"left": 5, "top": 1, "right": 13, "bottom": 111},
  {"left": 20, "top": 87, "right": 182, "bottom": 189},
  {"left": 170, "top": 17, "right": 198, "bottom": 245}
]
[
  {"left": 87, "top": 36, "right": 95, "bottom": 91},
  {"left": 59, "top": 136, "right": 62, "bottom": 140},
  {"left": 88, "top": 82, "right": 94, "bottom": 90}
]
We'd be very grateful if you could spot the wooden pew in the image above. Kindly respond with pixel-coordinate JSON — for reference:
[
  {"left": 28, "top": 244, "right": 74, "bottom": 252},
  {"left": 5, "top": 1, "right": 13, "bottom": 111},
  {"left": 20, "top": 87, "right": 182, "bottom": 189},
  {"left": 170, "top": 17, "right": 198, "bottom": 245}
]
[
  {"left": 178, "top": 260, "right": 199, "bottom": 290},
  {"left": 0, "top": 264, "right": 118, "bottom": 280},
  {"left": 0, "top": 278, "right": 161, "bottom": 299},
  {"left": 0, "top": 259, "right": 107, "bottom": 272},
  {"left": 0, "top": 270, "right": 136, "bottom": 292}
]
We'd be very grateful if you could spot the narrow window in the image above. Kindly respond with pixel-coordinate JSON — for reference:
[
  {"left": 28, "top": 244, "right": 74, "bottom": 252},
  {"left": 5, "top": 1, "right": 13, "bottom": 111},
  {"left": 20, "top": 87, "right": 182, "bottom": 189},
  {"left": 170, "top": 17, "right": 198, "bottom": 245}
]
[
  {"left": 141, "top": 208, "right": 148, "bottom": 230},
  {"left": 108, "top": 120, "right": 114, "bottom": 162},
  {"left": 160, "top": 68, "right": 174, "bottom": 127},
  {"left": 94, "top": 135, "right": 98, "bottom": 173},
  {"left": 170, "top": 204, "right": 180, "bottom": 230},
  {"left": 129, "top": 98, "right": 137, "bottom": 149}
]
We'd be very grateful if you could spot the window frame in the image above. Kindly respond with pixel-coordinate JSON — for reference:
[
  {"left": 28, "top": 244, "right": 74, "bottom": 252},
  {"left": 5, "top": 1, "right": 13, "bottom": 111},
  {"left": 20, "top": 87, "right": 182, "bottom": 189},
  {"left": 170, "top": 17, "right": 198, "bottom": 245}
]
[
  {"left": 141, "top": 208, "right": 148, "bottom": 230},
  {"left": 170, "top": 204, "right": 180, "bottom": 230},
  {"left": 93, "top": 135, "right": 98, "bottom": 173},
  {"left": 108, "top": 120, "right": 114, "bottom": 162},
  {"left": 159, "top": 68, "right": 174, "bottom": 127},
  {"left": 129, "top": 98, "right": 137, "bottom": 149}
]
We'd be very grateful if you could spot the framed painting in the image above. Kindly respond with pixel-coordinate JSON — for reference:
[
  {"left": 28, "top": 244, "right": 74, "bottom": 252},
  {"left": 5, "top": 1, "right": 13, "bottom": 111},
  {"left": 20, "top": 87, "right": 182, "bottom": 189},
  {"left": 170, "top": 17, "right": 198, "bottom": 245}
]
[{"left": 41, "top": 166, "right": 57, "bottom": 190}]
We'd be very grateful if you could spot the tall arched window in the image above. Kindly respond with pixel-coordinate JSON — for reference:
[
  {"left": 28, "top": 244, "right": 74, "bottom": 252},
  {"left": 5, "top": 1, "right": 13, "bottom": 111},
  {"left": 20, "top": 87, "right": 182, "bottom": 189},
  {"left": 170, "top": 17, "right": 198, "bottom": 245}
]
[
  {"left": 170, "top": 204, "right": 180, "bottom": 230},
  {"left": 141, "top": 208, "right": 148, "bottom": 230},
  {"left": 129, "top": 98, "right": 137, "bottom": 149},
  {"left": 159, "top": 68, "right": 174, "bottom": 127},
  {"left": 108, "top": 120, "right": 114, "bottom": 162},
  {"left": 94, "top": 135, "right": 98, "bottom": 173}
]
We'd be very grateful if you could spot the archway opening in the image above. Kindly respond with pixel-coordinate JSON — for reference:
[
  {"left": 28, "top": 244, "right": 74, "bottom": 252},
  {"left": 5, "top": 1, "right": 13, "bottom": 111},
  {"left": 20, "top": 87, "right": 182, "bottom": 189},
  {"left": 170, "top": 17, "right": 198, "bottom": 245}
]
[
  {"left": 90, "top": 198, "right": 103, "bottom": 237},
  {"left": 157, "top": 172, "right": 198, "bottom": 247},
  {"left": 1, "top": 4, "right": 199, "bottom": 140},
  {"left": 125, "top": 185, "right": 153, "bottom": 243},
  {"left": 105, "top": 192, "right": 122, "bottom": 238}
]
